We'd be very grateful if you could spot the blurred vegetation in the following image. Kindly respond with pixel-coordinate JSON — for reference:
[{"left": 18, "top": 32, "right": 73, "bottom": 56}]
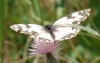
[{"left": 0, "top": 0, "right": 100, "bottom": 63}]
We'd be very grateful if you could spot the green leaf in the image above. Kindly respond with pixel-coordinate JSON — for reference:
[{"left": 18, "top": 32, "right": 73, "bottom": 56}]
[
  {"left": 65, "top": 55, "right": 79, "bottom": 63},
  {"left": 68, "top": 24, "right": 100, "bottom": 37}
]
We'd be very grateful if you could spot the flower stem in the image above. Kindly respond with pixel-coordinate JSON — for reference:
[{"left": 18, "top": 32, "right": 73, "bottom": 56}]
[{"left": 46, "top": 53, "right": 59, "bottom": 63}]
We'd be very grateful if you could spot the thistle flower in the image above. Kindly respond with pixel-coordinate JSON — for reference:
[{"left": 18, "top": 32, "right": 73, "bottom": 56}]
[{"left": 29, "top": 38, "right": 61, "bottom": 63}]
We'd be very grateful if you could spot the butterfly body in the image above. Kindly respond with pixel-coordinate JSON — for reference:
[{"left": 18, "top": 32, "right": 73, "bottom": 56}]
[
  {"left": 10, "top": 9, "right": 91, "bottom": 41},
  {"left": 45, "top": 25, "right": 56, "bottom": 40}
]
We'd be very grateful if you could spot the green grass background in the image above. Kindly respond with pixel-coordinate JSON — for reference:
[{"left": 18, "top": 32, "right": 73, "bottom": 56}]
[{"left": 0, "top": 0, "right": 100, "bottom": 63}]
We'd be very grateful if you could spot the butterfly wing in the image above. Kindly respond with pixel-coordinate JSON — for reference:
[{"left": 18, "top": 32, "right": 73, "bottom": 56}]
[
  {"left": 10, "top": 24, "right": 53, "bottom": 41},
  {"left": 52, "top": 9, "right": 91, "bottom": 41},
  {"left": 10, "top": 9, "right": 91, "bottom": 41},
  {"left": 10, "top": 24, "right": 44, "bottom": 38}
]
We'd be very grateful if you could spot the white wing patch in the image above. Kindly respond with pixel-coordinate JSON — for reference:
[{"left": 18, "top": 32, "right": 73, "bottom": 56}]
[
  {"left": 10, "top": 9, "right": 91, "bottom": 41},
  {"left": 36, "top": 31, "right": 53, "bottom": 41}
]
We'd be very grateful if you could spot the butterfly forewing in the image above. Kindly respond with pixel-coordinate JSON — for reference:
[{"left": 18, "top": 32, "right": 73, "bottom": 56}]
[
  {"left": 10, "top": 24, "right": 44, "bottom": 38},
  {"left": 53, "top": 9, "right": 90, "bottom": 25}
]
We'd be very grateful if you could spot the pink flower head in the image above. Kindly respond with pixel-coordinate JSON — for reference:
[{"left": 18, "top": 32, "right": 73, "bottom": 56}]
[{"left": 29, "top": 38, "right": 61, "bottom": 62}]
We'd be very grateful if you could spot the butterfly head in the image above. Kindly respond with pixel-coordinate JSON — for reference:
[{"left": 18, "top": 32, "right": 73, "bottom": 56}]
[{"left": 45, "top": 25, "right": 52, "bottom": 30}]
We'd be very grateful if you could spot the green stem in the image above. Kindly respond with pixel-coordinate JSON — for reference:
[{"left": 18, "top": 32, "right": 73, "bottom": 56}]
[
  {"left": 32, "top": 0, "right": 44, "bottom": 25},
  {"left": 0, "top": 0, "right": 6, "bottom": 63},
  {"left": 76, "top": 0, "right": 100, "bottom": 35}
]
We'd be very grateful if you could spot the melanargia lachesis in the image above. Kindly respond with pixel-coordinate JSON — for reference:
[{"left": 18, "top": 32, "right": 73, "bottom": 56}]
[{"left": 10, "top": 9, "right": 91, "bottom": 41}]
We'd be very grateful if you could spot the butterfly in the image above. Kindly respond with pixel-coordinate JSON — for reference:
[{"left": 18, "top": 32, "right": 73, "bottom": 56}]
[{"left": 10, "top": 9, "right": 91, "bottom": 41}]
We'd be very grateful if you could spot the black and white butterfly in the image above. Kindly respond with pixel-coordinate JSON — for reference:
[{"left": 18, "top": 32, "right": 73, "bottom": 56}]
[{"left": 10, "top": 9, "right": 91, "bottom": 41}]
